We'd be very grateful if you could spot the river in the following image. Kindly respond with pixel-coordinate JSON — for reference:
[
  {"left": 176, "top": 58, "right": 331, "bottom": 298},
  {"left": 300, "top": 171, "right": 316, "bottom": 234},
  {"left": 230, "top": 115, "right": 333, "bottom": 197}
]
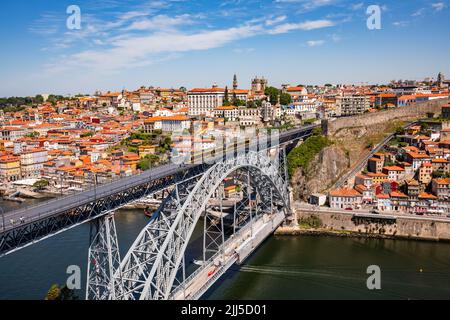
[{"left": 0, "top": 204, "right": 450, "bottom": 300}]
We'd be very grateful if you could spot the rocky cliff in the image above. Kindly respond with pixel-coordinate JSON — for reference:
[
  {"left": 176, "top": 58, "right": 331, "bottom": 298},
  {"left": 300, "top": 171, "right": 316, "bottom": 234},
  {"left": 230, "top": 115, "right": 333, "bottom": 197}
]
[{"left": 290, "top": 145, "right": 349, "bottom": 201}]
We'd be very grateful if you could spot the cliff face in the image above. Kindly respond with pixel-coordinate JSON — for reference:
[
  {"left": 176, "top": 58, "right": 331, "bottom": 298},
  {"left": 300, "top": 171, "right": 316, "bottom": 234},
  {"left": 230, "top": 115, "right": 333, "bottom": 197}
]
[{"left": 290, "top": 145, "right": 349, "bottom": 201}]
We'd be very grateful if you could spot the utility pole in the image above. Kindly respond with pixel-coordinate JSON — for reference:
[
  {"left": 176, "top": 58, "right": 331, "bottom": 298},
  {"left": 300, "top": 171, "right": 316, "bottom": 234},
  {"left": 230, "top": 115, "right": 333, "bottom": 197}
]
[
  {"left": 60, "top": 173, "right": 63, "bottom": 196},
  {"left": 0, "top": 206, "right": 5, "bottom": 232}
]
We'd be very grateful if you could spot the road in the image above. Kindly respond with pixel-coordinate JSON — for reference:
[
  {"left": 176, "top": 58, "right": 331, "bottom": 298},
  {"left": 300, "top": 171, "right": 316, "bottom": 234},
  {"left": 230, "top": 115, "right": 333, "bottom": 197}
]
[
  {"left": 332, "top": 121, "right": 419, "bottom": 189},
  {"left": 296, "top": 203, "right": 450, "bottom": 223},
  {"left": 170, "top": 211, "right": 285, "bottom": 300}
]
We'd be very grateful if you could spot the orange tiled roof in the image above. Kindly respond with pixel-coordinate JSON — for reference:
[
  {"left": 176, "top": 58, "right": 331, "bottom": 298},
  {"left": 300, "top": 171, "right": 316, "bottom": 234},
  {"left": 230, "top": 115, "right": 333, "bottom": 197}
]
[
  {"left": 383, "top": 166, "right": 405, "bottom": 171},
  {"left": 419, "top": 192, "right": 438, "bottom": 200},
  {"left": 144, "top": 116, "right": 190, "bottom": 123},
  {"left": 433, "top": 178, "right": 450, "bottom": 185},
  {"left": 390, "top": 191, "right": 408, "bottom": 198},
  {"left": 329, "top": 188, "right": 361, "bottom": 197}
]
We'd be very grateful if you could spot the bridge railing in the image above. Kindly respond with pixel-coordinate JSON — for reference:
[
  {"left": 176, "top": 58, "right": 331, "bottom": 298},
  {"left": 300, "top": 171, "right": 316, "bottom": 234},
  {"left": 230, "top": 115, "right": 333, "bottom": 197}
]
[{"left": 1, "top": 163, "right": 179, "bottom": 230}]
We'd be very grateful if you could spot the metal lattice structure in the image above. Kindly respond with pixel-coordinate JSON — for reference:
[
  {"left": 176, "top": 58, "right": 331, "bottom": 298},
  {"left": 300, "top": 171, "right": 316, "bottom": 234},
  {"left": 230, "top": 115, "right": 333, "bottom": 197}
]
[
  {"left": 100, "top": 149, "right": 289, "bottom": 300},
  {"left": 86, "top": 213, "right": 122, "bottom": 300}
]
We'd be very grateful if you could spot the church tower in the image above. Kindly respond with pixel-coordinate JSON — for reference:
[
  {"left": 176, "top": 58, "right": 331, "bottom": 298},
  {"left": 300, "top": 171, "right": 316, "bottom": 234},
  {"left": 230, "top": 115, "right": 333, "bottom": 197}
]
[
  {"left": 437, "top": 72, "right": 445, "bottom": 88},
  {"left": 233, "top": 74, "right": 238, "bottom": 90}
]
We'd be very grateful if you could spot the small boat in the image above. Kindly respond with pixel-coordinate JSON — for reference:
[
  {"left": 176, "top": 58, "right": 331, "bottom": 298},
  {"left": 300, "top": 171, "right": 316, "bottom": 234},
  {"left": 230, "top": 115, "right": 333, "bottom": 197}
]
[
  {"left": 193, "top": 260, "right": 205, "bottom": 266},
  {"left": 144, "top": 207, "right": 152, "bottom": 218}
]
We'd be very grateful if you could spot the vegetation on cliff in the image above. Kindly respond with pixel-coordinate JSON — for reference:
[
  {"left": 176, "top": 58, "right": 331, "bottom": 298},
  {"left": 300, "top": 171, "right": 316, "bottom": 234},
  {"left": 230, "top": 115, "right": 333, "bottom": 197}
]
[
  {"left": 287, "top": 134, "right": 333, "bottom": 177},
  {"left": 298, "top": 215, "right": 323, "bottom": 229}
]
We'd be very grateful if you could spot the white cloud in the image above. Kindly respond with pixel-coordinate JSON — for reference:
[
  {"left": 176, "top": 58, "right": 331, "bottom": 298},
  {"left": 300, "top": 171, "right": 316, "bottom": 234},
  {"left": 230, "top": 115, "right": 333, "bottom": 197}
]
[
  {"left": 268, "top": 19, "right": 335, "bottom": 34},
  {"left": 124, "top": 14, "right": 194, "bottom": 31},
  {"left": 275, "top": 0, "right": 336, "bottom": 11},
  {"left": 306, "top": 40, "right": 325, "bottom": 47},
  {"left": 266, "top": 16, "right": 287, "bottom": 26},
  {"left": 45, "top": 24, "right": 264, "bottom": 74},
  {"left": 393, "top": 21, "right": 408, "bottom": 27},
  {"left": 351, "top": 2, "right": 364, "bottom": 11},
  {"left": 432, "top": 2, "right": 446, "bottom": 11},
  {"left": 412, "top": 8, "right": 425, "bottom": 17}
]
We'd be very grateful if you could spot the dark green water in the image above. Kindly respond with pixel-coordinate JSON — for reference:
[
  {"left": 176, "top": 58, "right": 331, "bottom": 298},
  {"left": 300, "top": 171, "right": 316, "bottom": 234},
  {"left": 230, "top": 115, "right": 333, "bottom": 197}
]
[{"left": 0, "top": 206, "right": 450, "bottom": 300}]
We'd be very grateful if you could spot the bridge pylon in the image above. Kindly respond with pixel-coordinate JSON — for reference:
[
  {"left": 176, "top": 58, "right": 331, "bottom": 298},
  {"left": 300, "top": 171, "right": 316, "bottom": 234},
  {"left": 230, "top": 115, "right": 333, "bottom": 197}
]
[{"left": 86, "top": 213, "right": 122, "bottom": 300}]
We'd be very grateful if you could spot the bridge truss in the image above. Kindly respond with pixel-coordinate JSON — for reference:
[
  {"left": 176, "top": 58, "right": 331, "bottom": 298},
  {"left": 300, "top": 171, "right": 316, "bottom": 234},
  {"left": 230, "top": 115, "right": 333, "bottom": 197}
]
[{"left": 87, "top": 148, "right": 291, "bottom": 300}]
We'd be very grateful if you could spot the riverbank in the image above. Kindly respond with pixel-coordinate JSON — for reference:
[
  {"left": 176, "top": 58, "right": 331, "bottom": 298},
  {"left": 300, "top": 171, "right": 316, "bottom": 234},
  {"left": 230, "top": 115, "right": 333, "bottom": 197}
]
[
  {"left": 275, "top": 226, "right": 450, "bottom": 243},
  {"left": 276, "top": 209, "right": 450, "bottom": 242}
]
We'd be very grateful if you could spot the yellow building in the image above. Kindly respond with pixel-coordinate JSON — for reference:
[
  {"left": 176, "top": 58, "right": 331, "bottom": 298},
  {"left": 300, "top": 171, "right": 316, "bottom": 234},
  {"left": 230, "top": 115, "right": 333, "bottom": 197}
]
[
  {"left": 0, "top": 155, "right": 21, "bottom": 181},
  {"left": 366, "top": 172, "right": 389, "bottom": 184},
  {"left": 138, "top": 145, "right": 157, "bottom": 159}
]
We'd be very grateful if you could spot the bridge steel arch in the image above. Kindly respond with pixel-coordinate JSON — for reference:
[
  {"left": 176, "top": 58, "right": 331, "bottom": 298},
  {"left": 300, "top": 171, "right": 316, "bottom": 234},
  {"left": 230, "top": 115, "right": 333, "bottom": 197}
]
[{"left": 111, "top": 150, "right": 289, "bottom": 300}]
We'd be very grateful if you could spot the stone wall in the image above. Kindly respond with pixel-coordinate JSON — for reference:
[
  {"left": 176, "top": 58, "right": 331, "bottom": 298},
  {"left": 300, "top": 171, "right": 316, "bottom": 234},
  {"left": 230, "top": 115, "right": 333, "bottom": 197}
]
[
  {"left": 323, "top": 99, "right": 450, "bottom": 136},
  {"left": 297, "top": 210, "right": 450, "bottom": 241}
]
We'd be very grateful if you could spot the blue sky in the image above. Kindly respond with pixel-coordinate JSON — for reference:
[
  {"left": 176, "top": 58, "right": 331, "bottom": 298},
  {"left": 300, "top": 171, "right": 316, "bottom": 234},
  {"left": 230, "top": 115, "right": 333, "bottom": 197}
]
[{"left": 0, "top": 0, "right": 449, "bottom": 96}]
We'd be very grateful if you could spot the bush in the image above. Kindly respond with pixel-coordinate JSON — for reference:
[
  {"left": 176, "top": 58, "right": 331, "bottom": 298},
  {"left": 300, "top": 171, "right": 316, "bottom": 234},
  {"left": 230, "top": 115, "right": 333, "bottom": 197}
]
[
  {"left": 287, "top": 135, "right": 332, "bottom": 177},
  {"left": 299, "top": 215, "right": 323, "bottom": 229}
]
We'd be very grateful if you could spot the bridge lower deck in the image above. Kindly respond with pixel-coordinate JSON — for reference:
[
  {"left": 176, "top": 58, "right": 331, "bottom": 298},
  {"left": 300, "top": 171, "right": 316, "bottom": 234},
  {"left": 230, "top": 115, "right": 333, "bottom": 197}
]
[{"left": 170, "top": 210, "right": 286, "bottom": 300}]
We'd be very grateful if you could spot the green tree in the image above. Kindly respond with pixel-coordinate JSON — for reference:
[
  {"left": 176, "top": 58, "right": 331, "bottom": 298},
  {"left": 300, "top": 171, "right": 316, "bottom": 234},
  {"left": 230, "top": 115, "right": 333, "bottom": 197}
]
[
  {"left": 34, "top": 95, "right": 44, "bottom": 104},
  {"left": 223, "top": 86, "right": 230, "bottom": 106},
  {"left": 25, "top": 131, "right": 40, "bottom": 138},
  {"left": 45, "top": 284, "right": 79, "bottom": 300},
  {"left": 264, "top": 86, "right": 280, "bottom": 105},
  {"left": 80, "top": 131, "right": 94, "bottom": 138},
  {"left": 138, "top": 155, "right": 160, "bottom": 171},
  {"left": 33, "top": 179, "right": 49, "bottom": 191},
  {"left": 280, "top": 93, "right": 292, "bottom": 106},
  {"left": 45, "top": 284, "right": 61, "bottom": 300}
]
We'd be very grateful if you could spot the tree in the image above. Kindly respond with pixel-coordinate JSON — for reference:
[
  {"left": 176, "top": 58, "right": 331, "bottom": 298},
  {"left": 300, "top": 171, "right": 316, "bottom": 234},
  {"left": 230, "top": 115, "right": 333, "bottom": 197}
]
[
  {"left": 223, "top": 86, "right": 230, "bottom": 106},
  {"left": 80, "top": 131, "right": 94, "bottom": 138},
  {"left": 280, "top": 93, "right": 292, "bottom": 106},
  {"left": 34, "top": 95, "right": 44, "bottom": 104},
  {"left": 138, "top": 155, "right": 160, "bottom": 171},
  {"left": 45, "top": 284, "right": 61, "bottom": 300},
  {"left": 33, "top": 179, "right": 49, "bottom": 191},
  {"left": 45, "top": 284, "right": 78, "bottom": 300},
  {"left": 232, "top": 91, "right": 238, "bottom": 106},
  {"left": 25, "top": 131, "right": 40, "bottom": 138},
  {"left": 264, "top": 86, "right": 280, "bottom": 105}
]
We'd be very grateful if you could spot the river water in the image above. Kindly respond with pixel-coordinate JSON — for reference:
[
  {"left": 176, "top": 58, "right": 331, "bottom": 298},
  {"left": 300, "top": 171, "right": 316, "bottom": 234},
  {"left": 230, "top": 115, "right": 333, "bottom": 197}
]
[{"left": 1, "top": 202, "right": 450, "bottom": 300}]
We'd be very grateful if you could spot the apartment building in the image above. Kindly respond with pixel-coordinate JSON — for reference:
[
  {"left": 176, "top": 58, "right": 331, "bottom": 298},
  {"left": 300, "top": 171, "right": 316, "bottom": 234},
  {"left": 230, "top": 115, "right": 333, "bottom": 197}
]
[
  {"left": 188, "top": 87, "right": 248, "bottom": 116},
  {"left": 20, "top": 148, "right": 48, "bottom": 178},
  {"left": 329, "top": 188, "right": 363, "bottom": 209},
  {"left": 336, "top": 95, "right": 370, "bottom": 116},
  {"left": 431, "top": 178, "right": 450, "bottom": 200},
  {"left": 143, "top": 116, "right": 191, "bottom": 133},
  {"left": 0, "top": 155, "right": 21, "bottom": 181}
]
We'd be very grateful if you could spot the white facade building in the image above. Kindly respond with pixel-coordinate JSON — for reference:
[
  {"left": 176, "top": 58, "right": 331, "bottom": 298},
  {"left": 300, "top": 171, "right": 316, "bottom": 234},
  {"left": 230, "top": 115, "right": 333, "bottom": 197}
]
[{"left": 188, "top": 87, "right": 248, "bottom": 116}]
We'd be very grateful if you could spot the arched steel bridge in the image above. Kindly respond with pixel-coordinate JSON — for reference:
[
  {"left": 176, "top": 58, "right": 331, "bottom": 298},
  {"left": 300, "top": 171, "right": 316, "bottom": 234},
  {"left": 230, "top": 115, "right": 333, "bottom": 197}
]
[{"left": 87, "top": 148, "right": 290, "bottom": 300}]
